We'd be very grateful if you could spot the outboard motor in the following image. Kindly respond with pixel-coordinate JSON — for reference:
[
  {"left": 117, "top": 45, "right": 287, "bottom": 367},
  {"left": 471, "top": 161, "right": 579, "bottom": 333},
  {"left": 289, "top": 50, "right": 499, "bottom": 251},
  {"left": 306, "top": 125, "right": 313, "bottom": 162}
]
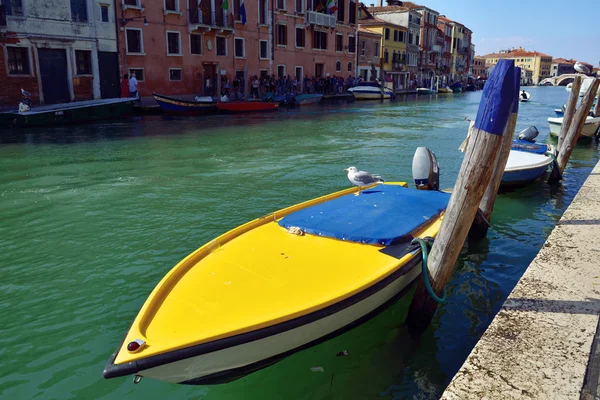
[
  {"left": 412, "top": 147, "right": 439, "bottom": 190},
  {"left": 517, "top": 126, "right": 539, "bottom": 143}
]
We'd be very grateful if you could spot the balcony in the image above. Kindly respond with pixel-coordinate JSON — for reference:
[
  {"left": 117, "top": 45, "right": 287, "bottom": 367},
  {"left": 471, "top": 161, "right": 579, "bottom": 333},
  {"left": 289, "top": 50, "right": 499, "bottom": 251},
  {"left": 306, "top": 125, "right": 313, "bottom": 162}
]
[
  {"left": 305, "top": 11, "right": 336, "bottom": 28},
  {"left": 188, "top": 2, "right": 233, "bottom": 31}
]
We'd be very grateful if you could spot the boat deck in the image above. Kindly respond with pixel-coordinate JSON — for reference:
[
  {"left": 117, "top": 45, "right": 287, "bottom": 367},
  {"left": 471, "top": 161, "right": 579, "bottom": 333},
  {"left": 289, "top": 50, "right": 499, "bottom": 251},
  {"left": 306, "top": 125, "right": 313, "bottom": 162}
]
[{"left": 17, "top": 98, "right": 134, "bottom": 115}]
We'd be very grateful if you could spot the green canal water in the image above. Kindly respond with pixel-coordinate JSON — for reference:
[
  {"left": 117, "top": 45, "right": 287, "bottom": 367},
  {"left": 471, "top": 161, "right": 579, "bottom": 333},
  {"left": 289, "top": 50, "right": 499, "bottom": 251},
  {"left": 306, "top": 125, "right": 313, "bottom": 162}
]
[{"left": 1, "top": 87, "right": 598, "bottom": 399}]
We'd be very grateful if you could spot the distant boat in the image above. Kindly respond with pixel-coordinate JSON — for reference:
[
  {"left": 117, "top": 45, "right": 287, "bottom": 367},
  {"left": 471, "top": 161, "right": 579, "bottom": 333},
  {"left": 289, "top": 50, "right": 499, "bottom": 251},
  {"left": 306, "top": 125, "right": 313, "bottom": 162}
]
[
  {"left": 295, "top": 93, "right": 323, "bottom": 105},
  {"left": 449, "top": 82, "right": 462, "bottom": 93},
  {"left": 548, "top": 116, "right": 600, "bottom": 138},
  {"left": 3, "top": 98, "right": 135, "bottom": 127},
  {"left": 153, "top": 93, "right": 217, "bottom": 115},
  {"left": 554, "top": 103, "right": 596, "bottom": 117},
  {"left": 566, "top": 77, "right": 600, "bottom": 97},
  {"left": 216, "top": 101, "right": 279, "bottom": 113},
  {"left": 416, "top": 88, "right": 435, "bottom": 95},
  {"left": 437, "top": 86, "right": 453, "bottom": 94},
  {"left": 519, "top": 90, "right": 531, "bottom": 102},
  {"left": 348, "top": 82, "right": 395, "bottom": 100},
  {"left": 464, "top": 84, "right": 476, "bottom": 92}
]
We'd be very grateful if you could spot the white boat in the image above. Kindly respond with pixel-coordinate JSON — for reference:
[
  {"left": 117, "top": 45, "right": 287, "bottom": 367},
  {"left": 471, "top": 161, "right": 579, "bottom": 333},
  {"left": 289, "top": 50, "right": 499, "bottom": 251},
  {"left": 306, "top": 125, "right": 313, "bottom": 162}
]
[
  {"left": 348, "top": 82, "right": 395, "bottom": 100},
  {"left": 502, "top": 141, "right": 555, "bottom": 186},
  {"left": 438, "top": 86, "right": 453, "bottom": 94},
  {"left": 416, "top": 87, "right": 435, "bottom": 95},
  {"left": 547, "top": 116, "right": 600, "bottom": 137},
  {"left": 566, "top": 77, "right": 600, "bottom": 97},
  {"left": 519, "top": 90, "right": 531, "bottom": 102}
]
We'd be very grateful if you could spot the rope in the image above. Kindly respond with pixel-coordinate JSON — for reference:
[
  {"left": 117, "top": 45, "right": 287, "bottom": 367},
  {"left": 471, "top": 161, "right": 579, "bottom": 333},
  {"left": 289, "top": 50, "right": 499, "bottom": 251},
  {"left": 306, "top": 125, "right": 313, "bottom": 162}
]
[
  {"left": 547, "top": 151, "right": 563, "bottom": 182},
  {"left": 411, "top": 237, "right": 446, "bottom": 303}
]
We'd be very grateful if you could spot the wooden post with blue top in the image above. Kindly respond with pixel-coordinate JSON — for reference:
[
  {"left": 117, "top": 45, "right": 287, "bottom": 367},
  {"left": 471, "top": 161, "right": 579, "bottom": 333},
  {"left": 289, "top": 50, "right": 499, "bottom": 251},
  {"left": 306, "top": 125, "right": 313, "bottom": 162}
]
[
  {"left": 469, "top": 67, "right": 521, "bottom": 241},
  {"left": 557, "top": 75, "right": 582, "bottom": 151},
  {"left": 407, "top": 60, "right": 518, "bottom": 332}
]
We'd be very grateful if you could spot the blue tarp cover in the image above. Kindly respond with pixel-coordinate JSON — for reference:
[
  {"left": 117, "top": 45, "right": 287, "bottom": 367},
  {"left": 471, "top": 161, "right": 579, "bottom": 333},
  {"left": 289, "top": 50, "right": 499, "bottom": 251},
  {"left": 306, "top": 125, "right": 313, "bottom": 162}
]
[
  {"left": 278, "top": 185, "right": 450, "bottom": 246},
  {"left": 511, "top": 140, "right": 548, "bottom": 154}
]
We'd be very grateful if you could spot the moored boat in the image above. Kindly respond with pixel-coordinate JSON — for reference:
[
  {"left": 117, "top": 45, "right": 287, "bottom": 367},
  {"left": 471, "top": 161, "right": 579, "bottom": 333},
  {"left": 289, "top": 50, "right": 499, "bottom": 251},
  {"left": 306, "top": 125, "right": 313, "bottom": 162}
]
[
  {"left": 416, "top": 88, "right": 435, "bottom": 95},
  {"left": 153, "top": 92, "right": 217, "bottom": 115},
  {"left": 295, "top": 93, "right": 323, "bottom": 105},
  {"left": 5, "top": 98, "right": 135, "bottom": 127},
  {"left": 348, "top": 82, "right": 395, "bottom": 100},
  {"left": 464, "top": 84, "right": 476, "bottom": 92},
  {"left": 502, "top": 141, "right": 556, "bottom": 186},
  {"left": 103, "top": 154, "right": 450, "bottom": 385},
  {"left": 437, "top": 87, "right": 453, "bottom": 94},
  {"left": 216, "top": 101, "right": 279, "bottom": 113},
  {"left": 548, "top": 116, "right": 600, "bottom": 138}
]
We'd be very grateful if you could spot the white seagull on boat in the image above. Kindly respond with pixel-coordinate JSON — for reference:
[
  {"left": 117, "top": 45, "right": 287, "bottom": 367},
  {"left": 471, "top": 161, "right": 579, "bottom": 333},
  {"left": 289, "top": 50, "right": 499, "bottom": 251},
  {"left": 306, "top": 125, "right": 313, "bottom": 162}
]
[
  {"left": 575, "top": 62, "right": 591, "bottom": 75},
  {"left": 344, "top": 166, "right": 384, "bottom": 187}
]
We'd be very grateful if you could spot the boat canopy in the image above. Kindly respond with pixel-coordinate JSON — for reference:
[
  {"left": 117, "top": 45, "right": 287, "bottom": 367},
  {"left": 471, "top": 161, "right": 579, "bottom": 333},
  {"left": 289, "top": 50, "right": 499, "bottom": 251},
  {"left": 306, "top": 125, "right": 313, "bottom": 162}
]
[{"left": 279, "top": 184, "right": 449, "bottom": 246}]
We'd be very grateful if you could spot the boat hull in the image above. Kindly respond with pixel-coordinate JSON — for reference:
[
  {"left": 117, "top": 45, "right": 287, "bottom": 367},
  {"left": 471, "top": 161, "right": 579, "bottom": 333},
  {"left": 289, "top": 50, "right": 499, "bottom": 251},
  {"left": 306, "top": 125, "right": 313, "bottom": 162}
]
[
  {"left": 501, "top": 164, "right": 550, "bottom": 186},
  {"left": 8, "top": 98, "right": 135, "bottom": 127},
  {"left": 216, "top": 102, "right": 279, "bottom": 112},
  {"left": 548, "top": 117, "right": 600, "bottom": 138},
  {"left": 153, "top": 93, "right": 217, "bottom": 115},
  {"left": 416, "top": 88, "right": 434, "bottom": 95},
  {"left": 106, "top": 258, "right": 421, "bottom": 384},
  {"left": 295, "top": 94, "right": 323, "bottom": 105},
  {"left": 348, "top": 89, "right": 393, "bottom": 100}
]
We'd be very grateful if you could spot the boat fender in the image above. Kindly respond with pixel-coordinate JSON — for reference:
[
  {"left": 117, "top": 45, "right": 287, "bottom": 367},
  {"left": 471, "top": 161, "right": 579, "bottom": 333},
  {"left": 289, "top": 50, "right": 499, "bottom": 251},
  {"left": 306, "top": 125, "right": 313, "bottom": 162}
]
[
  {"left": 412, "top": 147, "right": 439, "bottom": 191},
  {"left": 517, "top": 126, "right": 539, "bottom": 142}
]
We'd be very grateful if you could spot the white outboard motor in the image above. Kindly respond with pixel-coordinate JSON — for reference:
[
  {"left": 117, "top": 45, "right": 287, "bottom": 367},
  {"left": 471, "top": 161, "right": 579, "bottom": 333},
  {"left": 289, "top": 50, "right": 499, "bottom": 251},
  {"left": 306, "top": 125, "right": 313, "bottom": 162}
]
[
  {"left": 517, "top": 126, "right": 539, "bottom": 142},
  {"left": 412, "top": 147, "right": 439, "bottom": 190}
]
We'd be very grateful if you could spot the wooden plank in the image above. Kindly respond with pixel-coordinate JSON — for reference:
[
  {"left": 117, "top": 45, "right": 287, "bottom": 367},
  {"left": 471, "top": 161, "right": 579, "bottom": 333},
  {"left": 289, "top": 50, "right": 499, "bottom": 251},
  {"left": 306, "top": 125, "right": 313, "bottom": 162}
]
[
  {"left": 558, "top": 75, "right": 582, "bottom": 151},
  {"left": 557, "top": 78, "right": 600, "bottom": 174},
  {"left": 407, "top": 59, "right": 517, "bottom": 332}
]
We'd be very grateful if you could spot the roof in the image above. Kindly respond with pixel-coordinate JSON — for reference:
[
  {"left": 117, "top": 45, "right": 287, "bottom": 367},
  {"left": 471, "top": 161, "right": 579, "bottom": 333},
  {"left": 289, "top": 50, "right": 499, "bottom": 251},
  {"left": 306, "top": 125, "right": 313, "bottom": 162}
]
[
  {"left": 370, "top": 5, "right": 411, "bottom": 12},
  {"left": 358, "top": 26, "right": 382, "bottom": 36},
  {"left": 552, "top": 58, "right": 576, "bottom": 64},
  {"left": 482, "top": 48, "right": 552, "bottom": 59},
  {"left": 359, "top": 17, "right": 408, "bottom": 30}
]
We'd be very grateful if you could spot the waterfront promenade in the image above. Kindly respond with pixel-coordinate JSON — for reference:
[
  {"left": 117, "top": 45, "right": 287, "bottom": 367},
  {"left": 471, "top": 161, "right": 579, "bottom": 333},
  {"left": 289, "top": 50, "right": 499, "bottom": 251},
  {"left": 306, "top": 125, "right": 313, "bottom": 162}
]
[{"left": 442, "top": 159, "right": 600, "bottom": 400}]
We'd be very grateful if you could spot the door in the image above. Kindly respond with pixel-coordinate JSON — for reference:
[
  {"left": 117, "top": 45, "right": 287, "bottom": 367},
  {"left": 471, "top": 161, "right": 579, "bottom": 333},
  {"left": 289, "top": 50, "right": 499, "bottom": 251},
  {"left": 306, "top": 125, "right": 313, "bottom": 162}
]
[
  {"left": 38, "top": 48, "right": 70, "bottom": 104},
  {"left": 315, "top": 63, "right": 324, "bottom": 78},
  {"left": 98, "top": 51, "right": 120, "bottom": 99},
  {"left": 202, "top": 63, "right": 217, "bottom": 96}
]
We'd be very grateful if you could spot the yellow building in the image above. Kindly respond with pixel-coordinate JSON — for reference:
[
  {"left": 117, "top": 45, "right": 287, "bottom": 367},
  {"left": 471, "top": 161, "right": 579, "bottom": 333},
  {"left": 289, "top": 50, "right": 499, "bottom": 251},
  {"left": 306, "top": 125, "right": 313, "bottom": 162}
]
[
  {"left": 482, "top": 47, "right": 553, "bottom": 85},
  {"left": 359, "top": 7, "right": 407, "bottom": 73}
]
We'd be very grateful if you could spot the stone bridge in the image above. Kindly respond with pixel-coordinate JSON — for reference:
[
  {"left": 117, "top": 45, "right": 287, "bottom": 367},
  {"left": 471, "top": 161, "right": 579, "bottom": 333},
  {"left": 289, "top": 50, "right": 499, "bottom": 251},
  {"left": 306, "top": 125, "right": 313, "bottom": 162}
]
[{"left": 539, "top": 74, "right": 581, "bottom": 86}]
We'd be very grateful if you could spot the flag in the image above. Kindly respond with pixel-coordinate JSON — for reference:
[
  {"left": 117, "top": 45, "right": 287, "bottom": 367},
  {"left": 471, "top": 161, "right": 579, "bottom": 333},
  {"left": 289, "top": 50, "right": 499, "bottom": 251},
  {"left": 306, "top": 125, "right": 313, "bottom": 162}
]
[
  {"left": 197, "top": 0, "right": 201, "bottom": 7},
  {"left": 315, "top": 0, "right": 324, "bottom": 11},
  {"left": 327, "top": 0, "right": 337, "bottom": 14},
  {"left": 239, "top": 0, "right": 246, "bottom": 25},
  {"left": 222, "top": 0, "right": 228, "bottom": 10}
]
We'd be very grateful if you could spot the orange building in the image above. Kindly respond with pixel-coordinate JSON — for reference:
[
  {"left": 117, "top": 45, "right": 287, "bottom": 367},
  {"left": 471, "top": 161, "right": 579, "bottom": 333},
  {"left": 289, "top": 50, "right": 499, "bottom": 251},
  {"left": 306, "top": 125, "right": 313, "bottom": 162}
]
[{"left": 117, "top": 0, "right": 359, "bottom": 97}]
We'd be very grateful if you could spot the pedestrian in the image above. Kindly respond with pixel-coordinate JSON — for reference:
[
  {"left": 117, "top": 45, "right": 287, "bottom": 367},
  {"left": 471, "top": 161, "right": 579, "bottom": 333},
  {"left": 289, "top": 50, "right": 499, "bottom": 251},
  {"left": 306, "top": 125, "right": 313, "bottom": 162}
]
[
  {"left": 121, "top": 73, "right": 129, "bottom": 98},
  {"left": 128, "top": 72, "right": 140, "bottom": 103},
  {"left": 251, "top": 75, "right": 259, "bottom": 99},
  {"left": 205, "top": 75, "right": 213, "bottom": 96},
  {"left": 222, "top": 76, "right": 230, "bottom": 97},
  {"left": 232, "top": 76, "right": 240, "bottom": 100}
]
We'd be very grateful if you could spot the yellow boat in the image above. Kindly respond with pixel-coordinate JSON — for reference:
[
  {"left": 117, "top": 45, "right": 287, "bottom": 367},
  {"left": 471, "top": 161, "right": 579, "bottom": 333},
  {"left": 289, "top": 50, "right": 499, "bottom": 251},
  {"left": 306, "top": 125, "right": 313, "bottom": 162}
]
[{"left": 103, "top": 182, "right": 449, "bottom": 385}]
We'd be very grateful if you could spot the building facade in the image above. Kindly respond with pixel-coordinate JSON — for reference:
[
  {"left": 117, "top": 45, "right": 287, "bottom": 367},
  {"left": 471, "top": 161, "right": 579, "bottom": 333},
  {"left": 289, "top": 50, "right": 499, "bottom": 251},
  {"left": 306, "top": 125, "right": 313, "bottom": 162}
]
[
  {"left": 356, "top": 27, "right": 381, "bottom": 81},
  {"left": 483, "top": 48, "right": 552, "bottom": 85},
  {"left": 0, "top": 0, "right": 119, "bottom": 106},
  {"left": 472, "top": 56, "right": 486, "bottom": 79}
]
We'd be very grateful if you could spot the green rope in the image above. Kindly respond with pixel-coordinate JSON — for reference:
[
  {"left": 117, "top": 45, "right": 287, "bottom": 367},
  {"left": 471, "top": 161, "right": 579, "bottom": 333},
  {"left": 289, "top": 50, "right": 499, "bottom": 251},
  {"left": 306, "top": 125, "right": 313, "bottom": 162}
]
[
  {"left": 411, "top": 238, "right": 446, "bottom": 303},
  {"left": 547, "top": 151, "right": 563, "bottom": 182}
]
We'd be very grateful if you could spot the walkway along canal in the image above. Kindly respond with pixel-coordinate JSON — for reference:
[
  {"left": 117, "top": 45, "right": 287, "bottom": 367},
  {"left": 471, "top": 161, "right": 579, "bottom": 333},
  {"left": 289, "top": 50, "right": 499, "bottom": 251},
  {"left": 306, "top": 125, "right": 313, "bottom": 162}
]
[{"left": 0, "top": 87, "right": 598, "bottom": 399}]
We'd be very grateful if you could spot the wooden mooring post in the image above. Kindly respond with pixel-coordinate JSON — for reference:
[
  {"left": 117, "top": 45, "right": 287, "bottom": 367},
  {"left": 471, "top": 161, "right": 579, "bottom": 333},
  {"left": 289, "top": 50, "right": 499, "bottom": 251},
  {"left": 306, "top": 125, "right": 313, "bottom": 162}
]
[
  {"left": 557, "top": 76, "right": 582, "bottom": 150},
  {"left": 593, "top": 91, "right": 600, "bottom": 117},
  {"left": 407, "top": 60, "right": 518, "bottom": 333},
  {"left": 557, "top": 78, "right": 600, "bottom": 174},
  {"left": 469, "top": 67, "right": 521, "bottom": 241}
]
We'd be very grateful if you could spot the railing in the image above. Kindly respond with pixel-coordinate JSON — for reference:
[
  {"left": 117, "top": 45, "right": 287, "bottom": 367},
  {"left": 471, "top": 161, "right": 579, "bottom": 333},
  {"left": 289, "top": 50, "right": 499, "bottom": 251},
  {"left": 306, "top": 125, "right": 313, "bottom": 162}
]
[
  {"left": 188, "top": 4, "right": 232, "bottom": 28},
  {"left": 305, "top": 11, "right": 336, "bottom": 28}
]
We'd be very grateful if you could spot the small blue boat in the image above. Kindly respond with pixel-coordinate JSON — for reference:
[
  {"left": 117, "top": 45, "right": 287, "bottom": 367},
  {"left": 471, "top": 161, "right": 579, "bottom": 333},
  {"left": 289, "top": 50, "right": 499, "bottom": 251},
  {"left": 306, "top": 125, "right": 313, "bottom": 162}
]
[
  {"left": 153, "top": 93, "right": 217, "bottom": 115},
  {"left": 501, "top": 127, "right": 556, "bottom": 187}
]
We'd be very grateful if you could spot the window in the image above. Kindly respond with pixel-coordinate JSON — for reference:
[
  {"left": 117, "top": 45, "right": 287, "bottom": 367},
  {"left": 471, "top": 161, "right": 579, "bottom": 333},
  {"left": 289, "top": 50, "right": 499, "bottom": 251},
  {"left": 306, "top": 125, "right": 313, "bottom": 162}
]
[
  {"left": 124, "top": 0, "right": 139, "bottom": 5},
  {"left": 383, "top": 48, "right": 388, "bottom": 63},
  {"left": 408, "top": 31, "right": 413, "bottom": 44},
  {"left": 337, "top": 0, "right": 344, "bottom": 23},
  {"left": 167, "top": 31, "right": 181, "bottom": 55},
  {"left": 347, "top": 61, "right": 352, "bottom": 72},
  {"left": 296, "top": 27, "right": 305, "bottom": 47},
  {"left": 276, "top": 24, "right": 287, "bottom": 46},
  {"left": 216, "top": 36, "right": 227, "bottom": 56},
  {"left": 234, "top": 37, "right": 245, "bottom": 57},
  {"left": 295, "top": 0, "right": 302, "bottom": 12},
  {"left": 260, "top": 40, "right": 268, "bottom": 58},
  {"left": 126, "top": 29, "right": 143, "bottom": 54},
  {"left": 361, "top": 40, "right": 365, "bottom": 56},
  {"left": 6, "top": 47, "right": 30, "bottom": 75},
  {"left": 71, "top": 0, "right": 88, "bottom": 22},
  {"left": 336, "top": 60, "right": 341, "bottom": 72},
  {"left": 335, "top": 34, "right": 343, "bottom": 51},
  {"left": 128, "top": 68, "right": 144, "bottom": 81},
  {"left": 399, "top": 31, "right": 404, "bottom": 42},
  {"left": 259, "top": 0, "right": 267, "bottom": 24},
  {"left": 2, "top": 0, "right": 24, "bottom": 15},
  {"left": 313, "top": 30, "right": 327, "bottom": 50},
  {"left": 348, "top": 35, "right": 355, "bottom": 53},
  {"left": 277, "top": 0, "right": 284, "bottom": 10},
  {"left": 374, "top": 42, "right": 379, "bottom": 57},
  {"left": 169, "top": 68, "right": 182, "bottom": 81},
  {"left": 348, "top": 0, "right": 356, "bottom": 24},
  {"left": 165, "top": 0, "right": 177, "bottom": 11},
  {"left": 100, "top": 5, "right": 109, "bottom": 22},
  {"left": 277, "top": 65, "right": 285, "bottom": 78},
  {"left": 393, "top": 30, "right": 398, "bottom": 42},
  {"left": 75, "top": 50, "right": 92, "bottom": 75},
  {"left": 384, "top": 28, "right": 389, "bottom": 40},
  {"left": 190, "top": 34, "right": 202, "bottom": 54}
]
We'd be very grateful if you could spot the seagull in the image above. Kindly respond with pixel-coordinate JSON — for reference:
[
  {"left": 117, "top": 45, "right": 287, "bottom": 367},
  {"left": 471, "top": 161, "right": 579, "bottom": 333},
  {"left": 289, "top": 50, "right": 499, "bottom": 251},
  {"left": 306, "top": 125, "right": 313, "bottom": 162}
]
[
  {"left": 21, "top": 88, "right": 31, "bottom": 97},
  {"left": 574, "top": 62, "right": 591, "bottom": 75},
  {"left": 344, "top": 166, "right": 384, "bottom": 192}
]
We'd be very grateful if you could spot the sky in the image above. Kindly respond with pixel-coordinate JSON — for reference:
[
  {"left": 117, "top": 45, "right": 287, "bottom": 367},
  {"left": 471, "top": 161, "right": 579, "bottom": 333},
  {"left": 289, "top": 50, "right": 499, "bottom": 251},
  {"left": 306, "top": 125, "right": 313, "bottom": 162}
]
[{"left": 400, "top": 0, "right": 600, "bottom": 65}]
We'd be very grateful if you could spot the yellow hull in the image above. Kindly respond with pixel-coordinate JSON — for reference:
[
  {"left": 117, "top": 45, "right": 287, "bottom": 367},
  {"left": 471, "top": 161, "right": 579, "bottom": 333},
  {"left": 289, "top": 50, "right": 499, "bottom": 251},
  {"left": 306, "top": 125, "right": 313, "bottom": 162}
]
[{"left": 104, "top": 182, "right": 445, "bottom": 384}]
